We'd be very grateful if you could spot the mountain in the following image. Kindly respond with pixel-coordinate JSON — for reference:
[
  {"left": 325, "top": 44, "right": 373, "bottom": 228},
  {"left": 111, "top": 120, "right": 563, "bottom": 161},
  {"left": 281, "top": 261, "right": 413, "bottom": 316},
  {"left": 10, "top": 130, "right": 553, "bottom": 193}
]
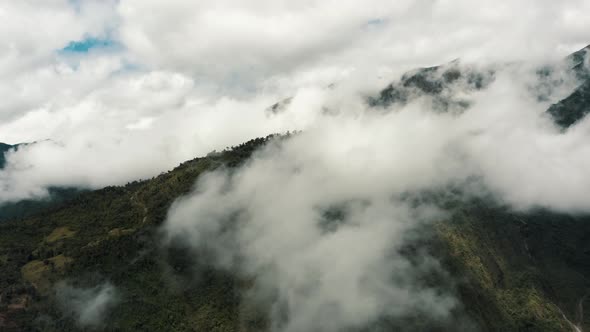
[
  {"left": 0, "top": 134, "right": 589, "bottom": 331},
  {"left": 1, "top": 47, "right": 590, "bottom": 331},
  {"left": 369, "top": 45, "right": 590, "bottom": 130}
]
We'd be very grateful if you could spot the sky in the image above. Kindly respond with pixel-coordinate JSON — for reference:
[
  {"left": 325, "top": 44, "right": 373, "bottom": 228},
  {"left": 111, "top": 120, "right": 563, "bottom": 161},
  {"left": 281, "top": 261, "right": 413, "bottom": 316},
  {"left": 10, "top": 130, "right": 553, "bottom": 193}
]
[
  {"left": 1, "top": 0, "right": 589, "bottom": 204},
  {"left": 2, "top": 1, "right": 590, "bottom": 330}
]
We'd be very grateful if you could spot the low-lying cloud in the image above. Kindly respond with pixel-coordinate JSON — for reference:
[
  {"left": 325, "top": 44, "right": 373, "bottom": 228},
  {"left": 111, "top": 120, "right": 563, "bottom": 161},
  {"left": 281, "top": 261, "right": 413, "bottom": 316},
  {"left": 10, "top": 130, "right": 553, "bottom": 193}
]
[
  {"left": 162, "top": 58, "right": 590, "bottom": 330},
  {"left": 55, "top": 281, "right": 119, "bottom": 328},
  {"left": 2, "top": 56, "right": 590, "bottom": 211},
  {"left": 163, "top": 136, "right": 458, "bottom": 331}
]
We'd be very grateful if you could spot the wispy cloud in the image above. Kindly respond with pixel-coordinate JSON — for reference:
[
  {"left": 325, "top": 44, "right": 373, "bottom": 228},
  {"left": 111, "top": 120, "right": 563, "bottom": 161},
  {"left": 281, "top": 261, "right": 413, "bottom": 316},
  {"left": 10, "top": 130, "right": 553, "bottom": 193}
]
[{"left": 55, "top": 281, "right": 119, "bottom": 328}]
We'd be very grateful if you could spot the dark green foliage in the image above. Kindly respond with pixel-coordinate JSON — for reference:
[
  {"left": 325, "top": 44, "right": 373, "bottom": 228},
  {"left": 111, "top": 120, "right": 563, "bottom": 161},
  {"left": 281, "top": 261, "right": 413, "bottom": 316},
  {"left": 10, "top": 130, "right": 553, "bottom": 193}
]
[
  {"left": 0, "top": 187, "right": 85, "bottom": 222},
  {"left": 437, "top": 204, "right": 590, "bottom": 331}
]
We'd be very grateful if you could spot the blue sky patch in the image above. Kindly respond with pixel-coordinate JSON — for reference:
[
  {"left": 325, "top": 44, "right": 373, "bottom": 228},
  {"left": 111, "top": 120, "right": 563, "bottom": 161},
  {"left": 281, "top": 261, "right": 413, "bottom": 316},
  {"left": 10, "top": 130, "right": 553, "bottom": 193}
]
[{"left": 61, "top": 37, "right": 120, "bottom": 53}]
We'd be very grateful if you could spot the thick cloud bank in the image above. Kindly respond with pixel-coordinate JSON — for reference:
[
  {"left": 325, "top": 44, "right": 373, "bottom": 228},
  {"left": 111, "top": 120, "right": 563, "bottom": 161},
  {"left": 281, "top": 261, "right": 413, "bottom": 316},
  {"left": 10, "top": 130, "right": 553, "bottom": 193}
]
[{"left": 1, "top": 0, "right": 590, "bottom": 205}]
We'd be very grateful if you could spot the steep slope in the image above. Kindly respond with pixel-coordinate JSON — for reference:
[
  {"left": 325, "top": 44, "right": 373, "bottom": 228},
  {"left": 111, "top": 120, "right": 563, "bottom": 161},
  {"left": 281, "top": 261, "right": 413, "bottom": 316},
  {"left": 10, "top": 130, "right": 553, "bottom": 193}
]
[
  {"left": 0, "top": 136, "right": 276, "bottom": 331},
  {"left": 547, "top": 80, "right": 590, "bottom": 128},
  {"left": 546, "top": 45, "right": 590, "bottom": 129},
  {"left": 438, "top": 205, "right": 590, "bottom": 331},
  {"left": 0, "top": 133, "right": 588, "bottom": 331}
]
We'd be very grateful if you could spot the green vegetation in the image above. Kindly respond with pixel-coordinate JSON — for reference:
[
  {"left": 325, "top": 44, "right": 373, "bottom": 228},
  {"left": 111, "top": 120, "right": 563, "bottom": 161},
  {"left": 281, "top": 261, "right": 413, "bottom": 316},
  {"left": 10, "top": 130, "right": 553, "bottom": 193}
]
[
  {"left": 436, "top": 204, "right": 590, "bottom": 331},
  {"left": 0, "top": 136, "right": 276, "bottom": 331},
  {"left": 45, "top": 227, "right": 76, "bottom": 244},
  {"left": 0, "top": 187, "right": 86, "bottom": 222}
]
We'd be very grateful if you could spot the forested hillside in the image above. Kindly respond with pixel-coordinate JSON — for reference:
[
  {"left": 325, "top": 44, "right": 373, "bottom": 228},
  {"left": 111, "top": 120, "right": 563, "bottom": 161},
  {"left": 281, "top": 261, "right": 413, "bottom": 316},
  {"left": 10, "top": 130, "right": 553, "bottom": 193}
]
[{"left": 1, "top": 132, "right": 588, "bottom": 331}]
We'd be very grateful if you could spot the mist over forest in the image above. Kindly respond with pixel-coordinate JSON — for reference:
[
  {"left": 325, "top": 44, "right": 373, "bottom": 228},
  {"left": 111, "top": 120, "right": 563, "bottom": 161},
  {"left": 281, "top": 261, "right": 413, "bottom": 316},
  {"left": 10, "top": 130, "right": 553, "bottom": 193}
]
[{"left": 1, "top": 1, "right": 590, "bottom": 331}]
